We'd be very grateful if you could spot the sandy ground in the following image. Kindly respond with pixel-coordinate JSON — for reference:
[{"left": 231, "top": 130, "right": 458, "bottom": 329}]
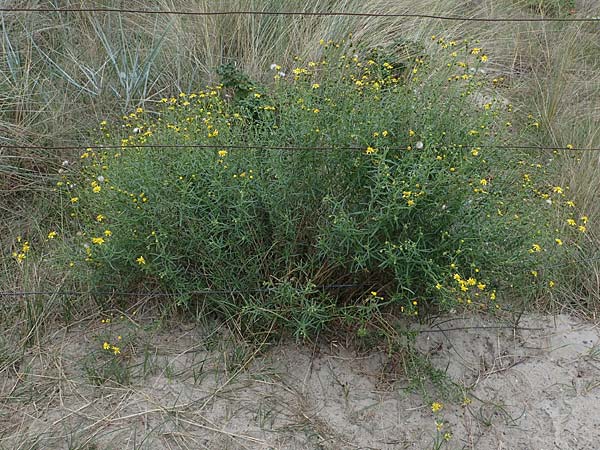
[{"left": 1, "top": 313, "right": 600, "bottom": 450}]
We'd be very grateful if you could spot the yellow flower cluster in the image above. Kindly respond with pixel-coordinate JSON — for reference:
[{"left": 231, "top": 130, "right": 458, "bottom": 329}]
[
  {"left": 12, "top": 236, "right": 31, "bottom": 263},
  {"left": 102, "top": 341, "right": 121, "bottom": 355}
]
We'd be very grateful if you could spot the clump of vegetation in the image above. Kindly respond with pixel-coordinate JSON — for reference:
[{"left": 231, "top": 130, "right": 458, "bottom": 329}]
[
  {"left": 50, "top": 38, "right": 587, "bottom": 339},
  {"left": 518, "top": 0, "right": 576, "bottom": 16}
]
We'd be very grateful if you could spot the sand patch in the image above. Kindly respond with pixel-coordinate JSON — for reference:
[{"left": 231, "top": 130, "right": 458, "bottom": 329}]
[{"left": 1, "top": 313, "right": 599, "bottom": 449}]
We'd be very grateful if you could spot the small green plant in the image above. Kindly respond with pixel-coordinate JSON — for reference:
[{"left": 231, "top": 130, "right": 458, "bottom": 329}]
[
  {"left": 431, "top": 401, "right": 454, "bottom": 449},
  {"left": 58, "top": 37, "right": 587, "bottom": 339},
  {"left": 83, "top": 319, "right": 131, "bottom": 385}
]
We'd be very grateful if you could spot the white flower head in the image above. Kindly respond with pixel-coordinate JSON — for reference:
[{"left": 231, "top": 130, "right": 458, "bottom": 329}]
[
  {"left": 415, "top": 141, "right": 424, "bottom": 150},
  {"left": 270, "top": 63, "right": 278, "bottom": 70},
  {"left": 278, "top": 71, "right": 286, "bottom": 78},
  {"left": 62, "top": 160, "right": 69, "bottom": 167},
  {"left": 133, "top": 127, "right": 141, "bottom": 134},
  {"left": 97, "top": 175, "right": 105, "bottom": 183}
]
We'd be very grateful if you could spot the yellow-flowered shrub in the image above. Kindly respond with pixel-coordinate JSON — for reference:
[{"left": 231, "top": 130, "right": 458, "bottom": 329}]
[{"left": 59, "top": 39, "right": 587, "bottom": 338}]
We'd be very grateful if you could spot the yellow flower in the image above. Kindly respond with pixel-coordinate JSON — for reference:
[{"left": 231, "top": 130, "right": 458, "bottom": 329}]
[
  {"left": 549, "top": 280, "right": 555, "bottom": 288},
  {"left": 581, "top": 216, "right": 589, "bottom": 224},
  {"left": 578, "top": 225, "right": 586, "bottom": 233},
  {"left": 431, "top": 402, "right": 443, "bottom": 413},
  {"left": 96, "top": 214, "right": 105, "bottom": 222},
  {"left": 480, "top": 55, "right": 488, "bottom": 62},
  {"left": 555, "top": 238, "right": 563, "bottom": 246},
  {"left": 477, "top": 283, "right": 486, "bottom": 291},
  {"left": 365, "top": 146, "right": 377, "bottom": 155},
  {"left": 91, "top": 237, "right": 105, "bottom": 245},
  {"left": 218, "top": 149, "right": 228, "bottom": 158},
  {"left": 407, "top": 199, "right": 416, "bottom": 207},
  {"left": 104, "top": 230, "right": 112, "bottom": 237},
  {"left": 529, "top": 243, "right": 542, "bottom": 253},
  {"left": 471, "top": 47, "right": 482, "bottom": 55},
  {"left": 552, "top": 186, "right": 563, "bottom": 194},
  {"left": 480, "top": 178, "right": 487, "bottom": 186},
  {"left": 70, "top": 197, "right": 79, "bottom": 203},
  {"left": 13, "top": 252, "right": 26, "bottom": 263},
  {"left": 409, "top": 129, "right": 416, "bottom": 137},
  {"left": 92, "top": 185, "right": 101, "bottom": 193},
  {"left": 311, "top": 83, "right": 320, "bottom": 89},
  {"left": 47, "top": 231, "right": 58, "bottom": 239},
  {"left": 370, "top": 291, "right": 378, "bottom": 297},
  {"left": 136, "top": 256, "right": 146, "bottom": 265},
  {"left": 435, "top": 283, "right": 443, "bottom": 290},
  {"left": 103, "top": 342, "right": 111, "bottom": 350},
  {"left": 111, "top": 346, "right": 121, "bottom": 355}
]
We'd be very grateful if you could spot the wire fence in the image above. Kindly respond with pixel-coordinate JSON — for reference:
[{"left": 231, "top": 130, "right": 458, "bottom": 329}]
[
  {"left": 1, "top": 5, "right": 598, "bottom": 306},
  {"left": 0, "top": 6, "right": 598, "bottom": 22},
  {"left": 3, "top": 253, "right": 599, "bottom": 299},
  {"left": 0, "top": 283, "right": 364, "bottom": 299},
  {"left": 3, "top": 143, "right": 600, "bottom": 153}
]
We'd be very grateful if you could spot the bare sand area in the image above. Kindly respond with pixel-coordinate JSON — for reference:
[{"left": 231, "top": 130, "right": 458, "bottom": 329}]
[{"left": 2, "top": 313, "right": 599, "bottom": 449}]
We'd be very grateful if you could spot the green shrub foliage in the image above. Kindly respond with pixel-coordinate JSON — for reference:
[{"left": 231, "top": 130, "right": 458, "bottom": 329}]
[{"left": 60, "top": 39, "right": 585, "bottom": 337}]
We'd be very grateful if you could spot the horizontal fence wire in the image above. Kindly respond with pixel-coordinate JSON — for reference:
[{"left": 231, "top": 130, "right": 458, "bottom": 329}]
[
  {"left": 0, "top": 7, "right": 598, "bottom": 22},
  {"left": 2, "top": 143, "right": 600, "bottom": 152},
  {"left": 0, "top": 283, "right": 364, "bottom": 298},
  {"left": 2, "top": 254, "right": 599, "bottom": 299}
]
